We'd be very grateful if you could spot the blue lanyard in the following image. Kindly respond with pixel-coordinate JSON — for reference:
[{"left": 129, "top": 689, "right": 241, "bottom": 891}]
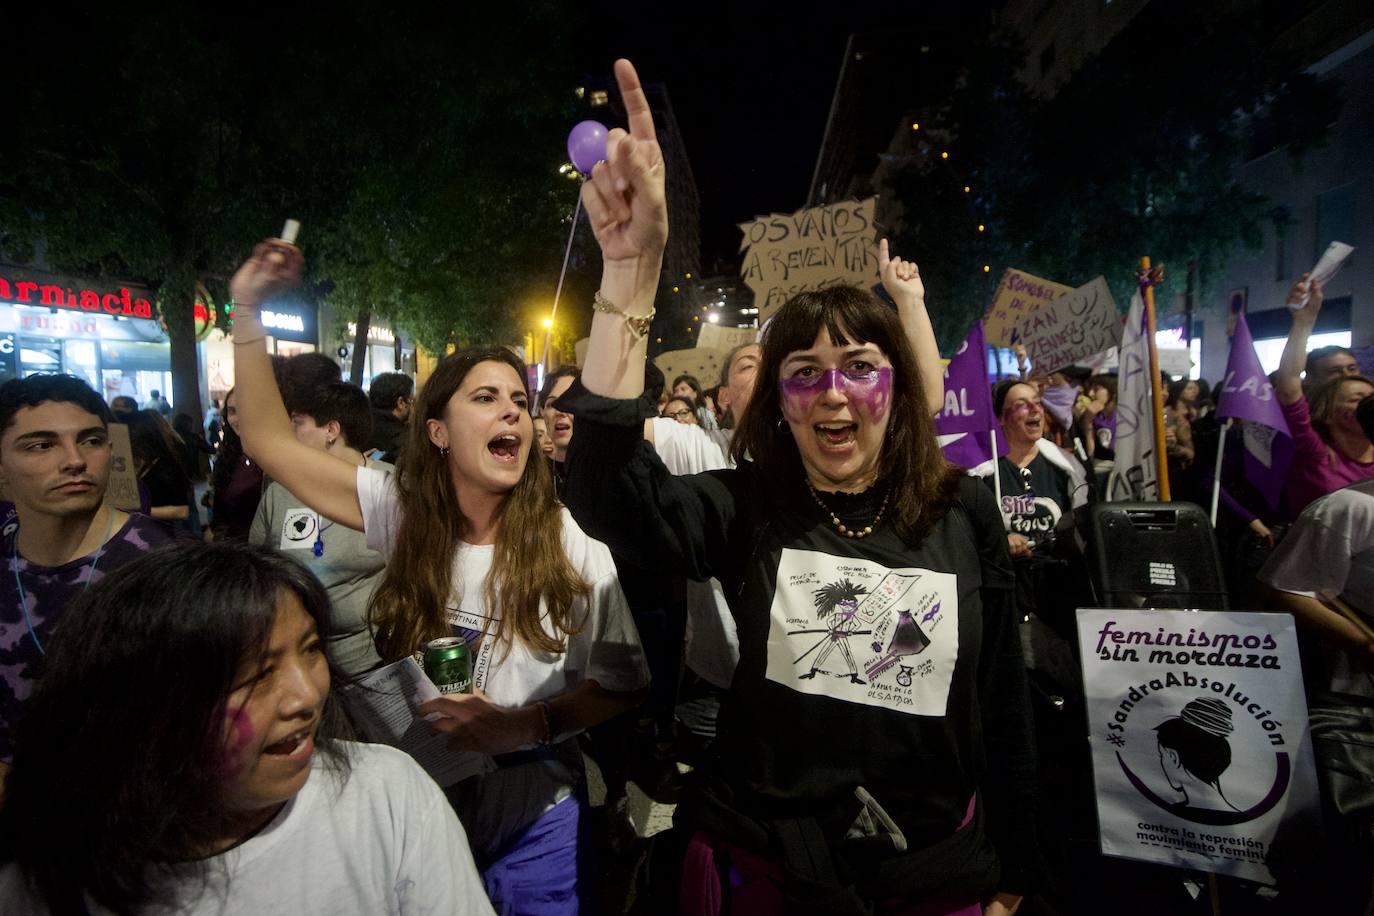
[{"left": 10, "top": 509, "right": 117, "bottom": 656}]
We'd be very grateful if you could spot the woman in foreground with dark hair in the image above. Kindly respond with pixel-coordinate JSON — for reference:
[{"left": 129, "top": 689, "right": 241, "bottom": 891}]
[
  {"left": 0, "top": 540, "right": 491, "bottom": 915},
  {"left": 559, "top": 60, "right": 1036, "bottom": 915}
]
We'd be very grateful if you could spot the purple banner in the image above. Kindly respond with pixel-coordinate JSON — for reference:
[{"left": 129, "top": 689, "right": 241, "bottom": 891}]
[
  {"left": 1216, "top": 313, "right": 1292, "bottom": 509},
  {"left": 936, "top": 321, "right": 996, "bottom": 435}
]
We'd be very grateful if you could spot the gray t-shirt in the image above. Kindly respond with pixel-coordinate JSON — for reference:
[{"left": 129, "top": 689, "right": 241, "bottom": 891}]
[{"left": 249, "top": 460, "right": 391, "bottom": 678}]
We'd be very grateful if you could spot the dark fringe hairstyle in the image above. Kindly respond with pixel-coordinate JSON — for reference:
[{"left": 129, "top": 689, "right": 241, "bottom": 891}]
[
  {"left": 731, "top": 286, "right": 962, "bottom": 544},
  {"left": 0, "top": 541, "right": 353, "bottom": 913}
]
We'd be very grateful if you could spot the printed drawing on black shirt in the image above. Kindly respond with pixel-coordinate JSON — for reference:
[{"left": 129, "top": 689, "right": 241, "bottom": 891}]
[{"left": 766, "top": 548, "right": 959, "bottom": 716}]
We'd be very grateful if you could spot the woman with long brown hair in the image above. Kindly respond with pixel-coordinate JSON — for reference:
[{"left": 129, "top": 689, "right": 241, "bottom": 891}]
[
  {"left": 226, "top": 246, "right": 648, "bottom": 914},
  {"left": 558, "top": 60, "right": 1036, "bottom": 915}
]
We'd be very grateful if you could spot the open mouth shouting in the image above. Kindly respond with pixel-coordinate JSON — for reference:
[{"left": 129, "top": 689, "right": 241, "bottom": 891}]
[
  {"left": 815, "top": 421, "right": 858, "bottom": 452},
  {"left": 488, "top": 433, "right": 522, "bottom": 462},
  {"left": 262, "top": 724, "right": 316, "bottom": 762}
]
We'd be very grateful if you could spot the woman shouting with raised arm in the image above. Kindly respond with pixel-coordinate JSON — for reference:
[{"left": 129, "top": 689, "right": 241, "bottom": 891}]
[
  {"left": 226, "top": 219, "right": 649, "bottom": 912},
  {"left": 560, "top": 60, "right": 1038, "bottom": 916}
]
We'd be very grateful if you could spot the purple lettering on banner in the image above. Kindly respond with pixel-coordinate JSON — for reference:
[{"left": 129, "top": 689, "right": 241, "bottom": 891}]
[
  {"left": 780, "top": 367, "right": 892, "bottom": 424},
  {"left": 1215, "top": 313, "right": 1292, "bottom": 508},
  {"left": 936, "top": 321, "right": 1007, "bottom": 469}
]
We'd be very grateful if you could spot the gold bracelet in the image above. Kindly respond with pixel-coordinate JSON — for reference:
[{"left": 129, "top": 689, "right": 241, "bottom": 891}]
[{"left": 593, "top": 290, "right": 654, "bottom": 339}]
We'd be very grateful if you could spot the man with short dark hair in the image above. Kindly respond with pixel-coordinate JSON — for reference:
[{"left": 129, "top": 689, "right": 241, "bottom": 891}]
[
  {"left": 367, "top": 372, "right": 414, "bottom": 463},
  {"left": 110, "top": 395, "right": 137, "bottom": 418},
  {"left": 0, "top": 374, "right": 169, "bottom": 790}
]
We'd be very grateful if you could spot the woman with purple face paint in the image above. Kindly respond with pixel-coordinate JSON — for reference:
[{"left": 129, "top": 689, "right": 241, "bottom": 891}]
[
  {"left": 557, "top": 57, "right": 1036, "bottom": 916},
  {"left": 0, "top": 540, "right": 491, "bottom": 915}
]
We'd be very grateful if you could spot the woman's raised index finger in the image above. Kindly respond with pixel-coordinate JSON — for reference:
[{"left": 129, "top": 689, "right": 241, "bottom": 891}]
[{"left": 614, "top": 59, "right": 656, "bottom": 143}]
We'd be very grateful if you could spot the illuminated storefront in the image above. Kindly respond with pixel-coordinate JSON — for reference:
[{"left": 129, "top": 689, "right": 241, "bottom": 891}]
[{"left": 0, "top": 268, "right": 172, "bottom": 402}]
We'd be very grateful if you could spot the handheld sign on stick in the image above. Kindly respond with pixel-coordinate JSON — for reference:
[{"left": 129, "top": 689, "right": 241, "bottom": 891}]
[{"left": 280, "top": 219, "right": 302, "bottom": 245}]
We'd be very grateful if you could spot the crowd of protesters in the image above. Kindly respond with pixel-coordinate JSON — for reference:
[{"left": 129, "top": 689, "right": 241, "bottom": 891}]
[{"left": 0, "top": 59, "right": 1368, "bottom": 916}]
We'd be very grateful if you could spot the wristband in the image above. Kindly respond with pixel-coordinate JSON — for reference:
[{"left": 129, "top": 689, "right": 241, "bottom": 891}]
[{"left": 592, "top": 290, "right": 654, "bottom": 339}]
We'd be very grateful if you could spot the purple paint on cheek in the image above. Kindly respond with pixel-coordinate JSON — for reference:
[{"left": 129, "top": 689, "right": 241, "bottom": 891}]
[
  {"left": 851, "top": 368, "right": 893, "bottom": 420},
  {"left": 779, "top": 368, "right": 893, "bottom": 423},
  {"left": 222, "top": 707, "right": 256, "bottom": 779},
  {"left": 779, "top": 373, "right": 829, "bottom": 423}
]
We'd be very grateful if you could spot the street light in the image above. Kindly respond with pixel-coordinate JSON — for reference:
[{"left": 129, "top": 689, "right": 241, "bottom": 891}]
[{"left": 542, "top": 318, "right": 553, "bottom": 329}]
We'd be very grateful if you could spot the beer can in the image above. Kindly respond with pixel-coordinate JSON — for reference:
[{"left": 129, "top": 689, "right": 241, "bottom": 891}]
[{"left": 423, "top": 637, "right": 473, "bottom": 695}]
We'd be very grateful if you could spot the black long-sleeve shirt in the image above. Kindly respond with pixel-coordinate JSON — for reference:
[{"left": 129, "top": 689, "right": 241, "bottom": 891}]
[{"left": 559, "top": 379, "right": 1040, "bottom": 896}]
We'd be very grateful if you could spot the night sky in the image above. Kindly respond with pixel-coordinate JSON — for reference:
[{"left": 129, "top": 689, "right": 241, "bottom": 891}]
[{"left": 576, "top": 1, "right": 986, "bottom": 265}]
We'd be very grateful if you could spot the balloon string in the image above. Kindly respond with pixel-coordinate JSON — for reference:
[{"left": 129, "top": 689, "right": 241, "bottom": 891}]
[{"left": 543, "top": 193, "right": 584, "bottom": 369}]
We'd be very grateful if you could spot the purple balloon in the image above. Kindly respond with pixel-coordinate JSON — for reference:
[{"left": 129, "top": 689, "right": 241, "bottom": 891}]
[{"left": 567, "top": 120, "right": 608, "bottom": 175}]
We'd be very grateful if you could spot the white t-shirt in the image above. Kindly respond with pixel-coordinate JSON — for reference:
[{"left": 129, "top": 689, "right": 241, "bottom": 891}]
[
  {"left": 649, "top": 418, "right": 740, "bottom": 687},
  {"left": 649, "top": 416, "right": 730, "bottom": 475},
  {"left": 0, "top": 743, "right": 493, "bottom": 915},
  {"left": 1261, "top": 477, "right": 1374, "bottom": 695},
  {"left": 355, "top": 466, "right": 650, "bottom": 852}
]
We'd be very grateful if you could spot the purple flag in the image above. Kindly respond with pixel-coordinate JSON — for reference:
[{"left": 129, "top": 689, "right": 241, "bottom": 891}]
[
  {"left": 936, "top": 321, "right": 1006, "bottom": 468},
  {"left": 1215, "top": 313, "right": 1292, "bottom": 508}
]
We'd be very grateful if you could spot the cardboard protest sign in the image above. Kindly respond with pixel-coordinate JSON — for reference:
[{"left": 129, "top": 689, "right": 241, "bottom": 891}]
[
  {"left": 104, "top": 422, "right": 142, "bottom": 511},
  {"left": 983, "top": 268, "right": 1072, "bottom": 348},
  {"left": 738, "top": 198, "right": 880, "bottom": 325},
  {"left": 1016, "top": 277, "right": 1120, "bottom": 372},
  {"left": 653, "top": 348, "right": 731, "bottom": 387},
  {"left": 696, "top": 323, "right": 757, "bottom": 353},
  {"left": 1077, "top": 608, "right": 1321, "bottom": 884}
]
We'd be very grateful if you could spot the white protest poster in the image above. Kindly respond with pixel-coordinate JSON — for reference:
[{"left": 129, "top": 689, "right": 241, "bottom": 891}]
[
  {"left": 738, "top": 197, "right": 880, "bottom": 324},
  {"left": 1076, "top": 608, "right": 1321, "bottom": 884},
  {"left": 696, "top": 323, "right": 757, "bottom": 352},
  {"left": 653, "top": 347, "right": 731, "bottom": 386},
  {"left": 1016, "top": 276, "right": 1120, "bottom": 372}
]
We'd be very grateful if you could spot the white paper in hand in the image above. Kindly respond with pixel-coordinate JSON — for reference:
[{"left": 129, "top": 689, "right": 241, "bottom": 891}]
[
  {"left": 341, "top": 657, "right": 493, "bottom": 786},
  {"left": 1291, "top": 241, "right": 1353, "bottom": 309}
]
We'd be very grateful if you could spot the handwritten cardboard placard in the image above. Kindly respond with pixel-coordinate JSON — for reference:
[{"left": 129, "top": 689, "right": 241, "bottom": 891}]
[
  {"left": 738, "top": 197, "right": 880, "bottom": 325},
  {"left": 1017, "top": 276, "right": 1120, "bottom": 372},
  {"left": 653, "top": 348, "right": 731, "bottom": 387},
  {"left": 983, "top": 268, "right": 1073, "bottom": 348},
  {"left": 105, "top": 423, "right": 142, "bottom": 511},
  {"left": 696, "top": 323, "right": 757, "bottom": 352},
  {"left": 1076, "top": 608, "right": 1320, "bottom": 885}
]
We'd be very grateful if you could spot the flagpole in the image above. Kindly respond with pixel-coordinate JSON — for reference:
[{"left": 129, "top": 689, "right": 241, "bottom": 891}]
[
  {"left": 1209, "top": 419, "right": 1230, "bottom": 526},
  {"left": 541, "top": 194, "right": 584, "bottom": 371},
  {"left": 1140, "top": 257, "right": 1171, "bottom": 501}
]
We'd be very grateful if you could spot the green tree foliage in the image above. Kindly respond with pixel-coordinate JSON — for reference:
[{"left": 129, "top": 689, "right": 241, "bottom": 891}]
[
  {"left": 881, "top": 0, "right": 1341, "bottom": 352},
  {"left": 0, "top": 2, "right": 576, "bottom": 413}
]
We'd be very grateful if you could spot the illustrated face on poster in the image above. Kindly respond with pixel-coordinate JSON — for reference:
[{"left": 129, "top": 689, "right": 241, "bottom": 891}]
[
  {"left": 765, "top": 548, "right": 958, "bottom": 715},
  {"left": 1077, "top": 609, "right": 1321, "bottom": 884}
]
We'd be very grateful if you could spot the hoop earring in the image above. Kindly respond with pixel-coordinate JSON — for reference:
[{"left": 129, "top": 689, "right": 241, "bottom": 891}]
[{"left": 776, "top": 419, "right": 792, "bottom": 435}]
